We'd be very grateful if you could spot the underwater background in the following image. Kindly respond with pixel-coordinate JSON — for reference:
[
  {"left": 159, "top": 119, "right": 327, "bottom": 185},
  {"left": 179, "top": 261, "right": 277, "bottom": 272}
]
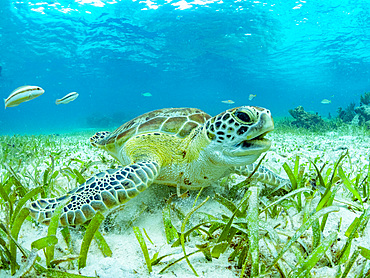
[{"left": 0, "top": 0, "right": 369, "bottom": 134}]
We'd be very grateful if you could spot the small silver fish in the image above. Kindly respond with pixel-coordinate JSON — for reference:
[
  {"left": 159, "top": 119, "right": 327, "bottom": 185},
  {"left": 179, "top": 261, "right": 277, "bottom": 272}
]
[
  {"left": 142, "top": 92, "right": 152, "bottom": 97},
  {"left": 321, "top": 99, "right": 331, "bottom": 104},
  {"left": 249, "top": 94, "right": 256, "bottom": 101},
  {"left": 4, "top": 85, "right": 44, "bottom": 108},
  {"left": 221, "top": 100, "right": 235, "bottom": 104},
  {"left": 55, "top": 92, "right": 79, "bottom": 105}
]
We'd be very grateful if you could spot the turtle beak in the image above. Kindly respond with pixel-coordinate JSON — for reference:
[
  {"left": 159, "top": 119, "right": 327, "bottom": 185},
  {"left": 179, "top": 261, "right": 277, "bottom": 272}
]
[
  {"left": 244, "top": 113, "right": 274, "bottom": 140},
  {"left": 230, "top": 110, "right": 273, "bottom": 156}
]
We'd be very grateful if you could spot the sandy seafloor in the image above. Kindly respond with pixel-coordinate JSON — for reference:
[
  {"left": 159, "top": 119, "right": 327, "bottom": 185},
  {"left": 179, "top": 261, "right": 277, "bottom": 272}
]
[{"left": 2, "top": 127, "right": 370, "bottom": 278}]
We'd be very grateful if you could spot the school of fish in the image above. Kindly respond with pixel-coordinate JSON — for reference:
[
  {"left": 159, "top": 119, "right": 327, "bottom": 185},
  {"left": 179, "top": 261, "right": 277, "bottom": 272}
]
[
  {"left": 4, "top": 86, "right": 79, "bottom": 108},
  {"left": 4, "top": 87, "right": 334, "bottom": 114}
]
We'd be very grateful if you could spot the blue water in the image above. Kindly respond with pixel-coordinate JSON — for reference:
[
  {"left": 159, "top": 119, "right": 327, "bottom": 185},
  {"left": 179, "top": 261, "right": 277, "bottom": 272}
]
[{"left": 1, "top": 0, "right": 369, "bottom": 134}]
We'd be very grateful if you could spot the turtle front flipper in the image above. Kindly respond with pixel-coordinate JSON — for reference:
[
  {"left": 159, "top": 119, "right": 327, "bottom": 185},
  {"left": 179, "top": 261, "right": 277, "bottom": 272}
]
[
  {"left": 90, "top": 131, "right": 111, "bottom": 147},
  {"left": 28, "top": 160, "right": 160, "bottom": 226},
  {"left": 234, "top": 164, "right": 290, "bottom": 187}
]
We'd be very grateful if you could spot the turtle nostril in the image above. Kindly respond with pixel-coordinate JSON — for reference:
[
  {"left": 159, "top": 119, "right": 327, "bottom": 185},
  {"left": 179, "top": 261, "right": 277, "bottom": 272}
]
[{"left": 237, "top": 126, "right": 249, "bottom": 135}]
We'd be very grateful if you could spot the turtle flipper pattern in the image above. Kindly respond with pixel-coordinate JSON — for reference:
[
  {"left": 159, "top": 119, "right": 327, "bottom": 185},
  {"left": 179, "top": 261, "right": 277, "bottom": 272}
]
[
  {"left": 234, "top": 163, "right": 290, "bottom": 187},
  {"left": 29, "top": 161, "right": 160, "bottom": 226}
]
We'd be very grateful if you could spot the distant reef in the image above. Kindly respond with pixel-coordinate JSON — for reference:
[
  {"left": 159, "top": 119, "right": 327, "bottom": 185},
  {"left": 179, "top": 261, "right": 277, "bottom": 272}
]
[
  {"left": 337, "top": 92, "right": 370, "bottom": 127},
  {"left": 287, "top": 92, "right": 370, "bottom": 130},
  {"left": 288, "top": 106, "right": 325, "bottom": 129}
]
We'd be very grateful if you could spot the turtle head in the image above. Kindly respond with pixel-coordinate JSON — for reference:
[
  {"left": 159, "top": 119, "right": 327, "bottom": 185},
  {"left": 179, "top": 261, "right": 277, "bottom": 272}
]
[{"left": 203, "top": 106, "right": 274, "bottom": 166}]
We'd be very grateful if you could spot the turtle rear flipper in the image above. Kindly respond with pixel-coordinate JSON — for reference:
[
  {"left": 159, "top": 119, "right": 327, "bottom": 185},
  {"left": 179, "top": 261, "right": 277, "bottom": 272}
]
[
  {"left": 234, "top": 163, "right": 290, "bottom": 187},
  {"left": 89, "top": 131, "right": 111, "bottom": 147},
  {"left": 29, "top": 160, "right": 160, "bottom": 226}
]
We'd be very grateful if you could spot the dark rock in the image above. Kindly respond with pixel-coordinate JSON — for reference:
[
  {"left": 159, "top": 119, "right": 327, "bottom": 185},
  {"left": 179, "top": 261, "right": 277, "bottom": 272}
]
[
  {"left": 288, "top": 106, "right": 325, "bottom": 129},
  {"left": 338, "top": 94, "right": 370, "bottom": 126},
  {"left": 334, "top": 146, "right": 348, "bottom": 151},
  {"left": 354, "top": 104, "right": 370, "bottom": 122},
  {"left": 337, "top": 102, "right": 356, "bottom": 123}
]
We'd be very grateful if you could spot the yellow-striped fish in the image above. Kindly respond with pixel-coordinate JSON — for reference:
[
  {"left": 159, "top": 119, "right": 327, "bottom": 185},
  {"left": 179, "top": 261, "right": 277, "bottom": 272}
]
[
  {"left": 4, "top": 85, "right": 44, "bottom": 108},
  {"left": 55, "top": 92, "right": 79, "bottom": 105}
]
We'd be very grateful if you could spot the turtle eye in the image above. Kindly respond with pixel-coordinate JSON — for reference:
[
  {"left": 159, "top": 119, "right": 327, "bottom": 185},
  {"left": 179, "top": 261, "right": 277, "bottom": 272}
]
[{"left": 235, "top": 111, "right": 252, "bottom": 123}]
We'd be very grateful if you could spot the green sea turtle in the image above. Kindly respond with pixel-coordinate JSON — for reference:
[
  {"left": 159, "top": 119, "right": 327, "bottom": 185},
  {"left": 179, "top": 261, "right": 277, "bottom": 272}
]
[{"left": 29, "top": 106, "right": 288, "bottom": 226}]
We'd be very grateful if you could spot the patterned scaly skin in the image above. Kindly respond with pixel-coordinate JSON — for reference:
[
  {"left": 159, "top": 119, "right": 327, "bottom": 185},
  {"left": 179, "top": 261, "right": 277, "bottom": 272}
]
[
  {"left": 29, "top": 106, "right": 289, "bottom": 226},
  {"left": 29, "top": 162, "right": 160, "bottom": 226}
]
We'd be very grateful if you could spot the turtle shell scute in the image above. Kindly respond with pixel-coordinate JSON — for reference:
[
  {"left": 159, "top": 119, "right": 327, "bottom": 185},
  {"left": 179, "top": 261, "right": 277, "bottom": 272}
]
[{"left": 96, "top": 108, "right": 211, "bottom": 146}]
